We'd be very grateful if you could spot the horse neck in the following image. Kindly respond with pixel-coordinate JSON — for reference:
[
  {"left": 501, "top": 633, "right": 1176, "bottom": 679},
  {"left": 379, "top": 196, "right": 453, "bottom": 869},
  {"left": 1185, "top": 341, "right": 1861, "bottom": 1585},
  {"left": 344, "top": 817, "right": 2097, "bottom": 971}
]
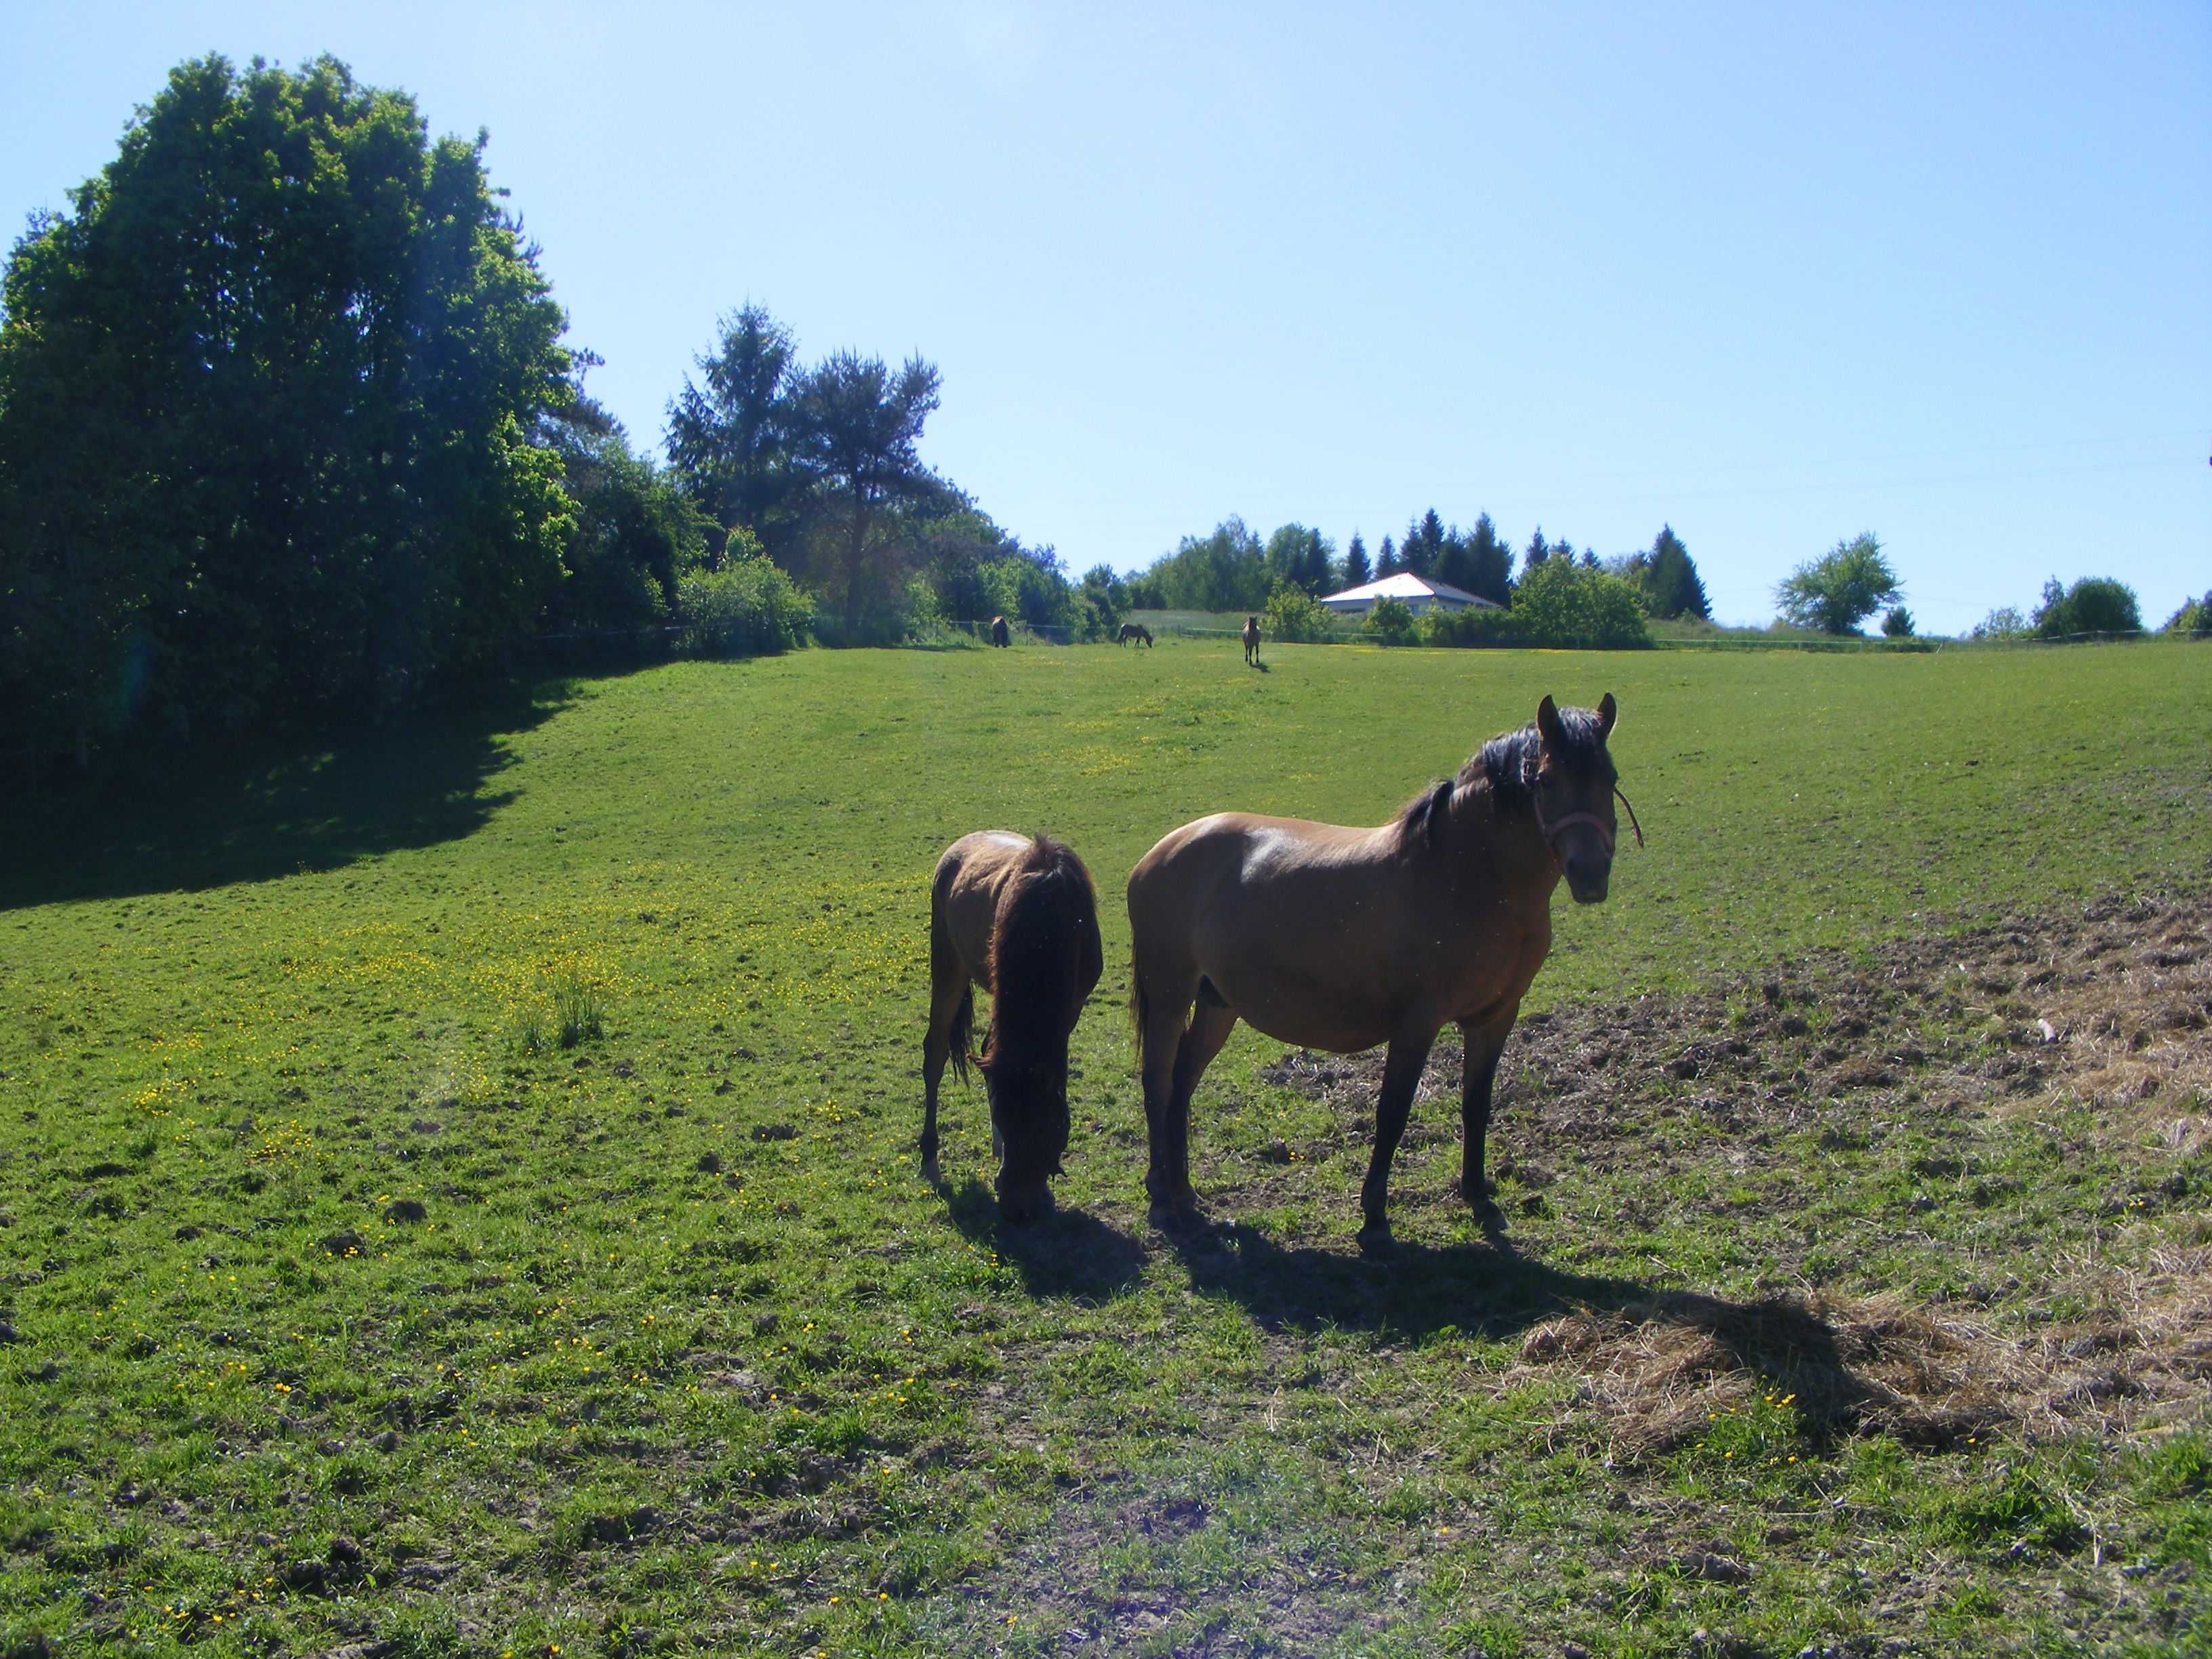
[{"left": 1446, "top": 777, "right": 1561, "bottom": 899}]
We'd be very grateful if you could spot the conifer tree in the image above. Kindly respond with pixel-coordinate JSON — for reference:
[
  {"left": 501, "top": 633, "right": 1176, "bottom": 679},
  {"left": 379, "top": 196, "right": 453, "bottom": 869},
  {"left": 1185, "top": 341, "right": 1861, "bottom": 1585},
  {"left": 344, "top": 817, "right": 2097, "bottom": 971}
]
[
  {"left": 1639, "top": 525, "right": 1710, "bottom": 619},
  {"left": 1341, "top": 532, "right": 1371, "bottom": 589},
  {"left": 1523, "top": 528, "right": 1550, "bottom": 577}
]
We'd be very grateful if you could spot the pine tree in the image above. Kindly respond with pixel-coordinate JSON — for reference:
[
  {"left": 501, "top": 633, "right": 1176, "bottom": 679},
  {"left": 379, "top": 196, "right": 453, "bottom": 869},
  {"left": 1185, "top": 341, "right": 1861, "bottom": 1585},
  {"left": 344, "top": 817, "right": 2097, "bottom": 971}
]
[
  {"left": 1341, "top": 532, "right": 1371, "bottom": 589},
  {"left": 1401, "top": 508, "right": 1446, "bottom": 577},
  {"left": 1376, "top": 534, "right": 1400, "bottom": 577},
  {"left": 1463, "top": 513, "right": 1513, "bottom": 606},
  {"left": 1523, "top": 528, "right": 1550, "bottom": 577},
  {"left": 1299, "top": 528, "right": 1332, "bottom": 595},
  {"left": 1641, "top": 525, "right": 1710, "bottom": 619}
]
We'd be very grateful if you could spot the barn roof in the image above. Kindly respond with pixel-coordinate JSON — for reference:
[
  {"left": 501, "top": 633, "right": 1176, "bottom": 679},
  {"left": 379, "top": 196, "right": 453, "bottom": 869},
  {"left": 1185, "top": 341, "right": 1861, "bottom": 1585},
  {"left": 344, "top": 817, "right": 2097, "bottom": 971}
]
[{"left": 1319, "top": 572, "right": 1498, "bottom": 608}]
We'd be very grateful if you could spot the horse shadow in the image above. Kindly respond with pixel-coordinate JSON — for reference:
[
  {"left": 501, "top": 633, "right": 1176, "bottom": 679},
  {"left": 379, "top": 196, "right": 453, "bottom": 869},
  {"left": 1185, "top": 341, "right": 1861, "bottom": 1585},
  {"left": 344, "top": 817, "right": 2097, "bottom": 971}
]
[
  {"left": 1162, "top": 1218, "right": 1881, "bottom": 1451},
  {"left": 938, "top": 1175, "right": 1149, "bottom": 1303}
]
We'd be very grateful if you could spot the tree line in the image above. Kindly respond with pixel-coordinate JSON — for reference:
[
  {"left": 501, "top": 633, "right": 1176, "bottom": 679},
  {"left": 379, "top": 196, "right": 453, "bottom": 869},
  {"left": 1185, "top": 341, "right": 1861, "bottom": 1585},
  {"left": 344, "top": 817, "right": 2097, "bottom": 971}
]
[{"left": 1125, "top": 512, "right": 1711, "bottom": 636}]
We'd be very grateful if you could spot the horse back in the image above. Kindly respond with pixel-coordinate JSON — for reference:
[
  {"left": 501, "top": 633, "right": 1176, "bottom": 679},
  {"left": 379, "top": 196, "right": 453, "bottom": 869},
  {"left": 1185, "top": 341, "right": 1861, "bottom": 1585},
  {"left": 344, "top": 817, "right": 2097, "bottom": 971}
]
[{"left": 934, "top": 832, "right": 1036, "bottom": 989}]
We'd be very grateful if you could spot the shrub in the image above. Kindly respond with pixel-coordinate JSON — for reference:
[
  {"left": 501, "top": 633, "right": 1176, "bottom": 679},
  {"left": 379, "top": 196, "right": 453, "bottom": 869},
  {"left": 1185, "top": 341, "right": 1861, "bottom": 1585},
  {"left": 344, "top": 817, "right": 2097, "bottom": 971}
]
[
  {"left": 1418, "top": 605, "right": 1520, "bottom": 648},
  {"left": 1971, "top": 605, "right": 2030, "bottom": 641},
  {"left": 1262, "top": 582, "right": 1334, "bottom": 644},
  {"left": 1881, "top": 605, "right": 1916, "bottom": 638},
  {"left": 2032, "top": 576, "right": 2142, "bottom": 640},
  {"left": 676, "top": 560, "right": 813, "bottom": 657},
  {"left": 1361, "top": 596, "right": 1417, "bottom": 645},
  {"left": 1509, "top": 558, "right": 1653, "bottom": 649},
  {"left": 2161, "top": 592, "right": 2211, "bottom": 637}
]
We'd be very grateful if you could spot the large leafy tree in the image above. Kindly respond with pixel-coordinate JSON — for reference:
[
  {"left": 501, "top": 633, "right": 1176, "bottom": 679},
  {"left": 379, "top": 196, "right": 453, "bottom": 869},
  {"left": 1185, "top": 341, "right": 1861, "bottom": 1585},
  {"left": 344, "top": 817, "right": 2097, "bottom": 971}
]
[
  {"left": 0, "top": 54, "right": 572, "bottom": 760},
  {"left": 1139, "top": 517, "right": 1269, "bottom": 612},
  {"left": 787, "top": 350, "right": 943, "bottom": 636},
  {"left": 2032, "top": 576, "right": 2142, "bottom": 639},
  {"left": 1775, "top": 532, "right": 1901, "bottom": 634}
]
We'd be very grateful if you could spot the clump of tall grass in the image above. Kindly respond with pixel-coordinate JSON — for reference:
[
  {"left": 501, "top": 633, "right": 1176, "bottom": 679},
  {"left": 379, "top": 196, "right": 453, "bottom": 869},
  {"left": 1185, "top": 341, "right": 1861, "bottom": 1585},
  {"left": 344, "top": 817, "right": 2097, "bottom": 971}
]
[
  {"left": 508, "top": 970, "right": 607, "bottom": 1054},
  {"left": 554, "top": 972, "right": 606, "bottom": 1048},
  {"left": 510, "top": 1009, "right": 549, "bottom": 1058}
]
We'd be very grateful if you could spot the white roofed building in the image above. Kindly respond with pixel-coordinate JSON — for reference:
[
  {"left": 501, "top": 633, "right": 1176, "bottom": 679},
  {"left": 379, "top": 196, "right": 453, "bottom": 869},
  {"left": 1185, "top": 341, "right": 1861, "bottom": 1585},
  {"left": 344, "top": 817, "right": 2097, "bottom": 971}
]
[{"left": 1318, "top": 573, "right": 1500, "bottom": 616}]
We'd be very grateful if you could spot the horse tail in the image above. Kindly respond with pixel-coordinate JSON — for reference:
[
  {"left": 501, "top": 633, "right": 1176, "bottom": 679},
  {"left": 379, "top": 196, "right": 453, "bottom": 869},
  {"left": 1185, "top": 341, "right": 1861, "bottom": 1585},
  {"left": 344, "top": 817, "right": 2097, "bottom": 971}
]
[
  {"left": 946, "top": 984, "right": 974, "bottom": 1086},
  {"left": 930, "top": 855, "right": 973, "bottom": 1086}
]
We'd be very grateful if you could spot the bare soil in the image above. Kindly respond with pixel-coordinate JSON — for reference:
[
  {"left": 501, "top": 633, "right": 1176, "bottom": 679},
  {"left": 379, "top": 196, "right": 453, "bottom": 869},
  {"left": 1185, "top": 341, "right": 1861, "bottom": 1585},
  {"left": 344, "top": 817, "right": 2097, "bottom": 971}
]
[{"left": 1256, "top": 882, "right": 2212, "bottom": 1454}]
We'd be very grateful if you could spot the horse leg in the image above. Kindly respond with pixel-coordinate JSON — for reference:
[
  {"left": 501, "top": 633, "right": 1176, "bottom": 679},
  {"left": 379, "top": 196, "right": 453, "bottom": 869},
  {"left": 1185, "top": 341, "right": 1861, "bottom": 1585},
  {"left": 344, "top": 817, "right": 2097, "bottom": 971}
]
[
  {"left": 921, "top": 933, "right": 969, "bottom": 1179},
  {"left": 1160, "top": 1000, "right": 1237, "bottom": 1221},
  {"left": 1359, "top": 1026, "right": 1439, "bottom": 1233},
  {"left": 1459, "top": 1004, "right": 1519, "bottom": 1209},
  {"left": 1133, "top": 964, "right": 1200, "bottom": 1218}
]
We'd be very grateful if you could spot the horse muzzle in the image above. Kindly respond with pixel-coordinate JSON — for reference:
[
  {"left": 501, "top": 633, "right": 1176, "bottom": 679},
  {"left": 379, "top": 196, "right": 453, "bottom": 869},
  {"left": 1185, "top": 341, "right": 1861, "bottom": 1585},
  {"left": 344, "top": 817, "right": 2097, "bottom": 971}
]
[
  {"left": 1563, "top": 851, "right": 1612, "bottom": 904},
  {"left": 994, "top": 1172, "right": 1052, "bottom": 1225}
]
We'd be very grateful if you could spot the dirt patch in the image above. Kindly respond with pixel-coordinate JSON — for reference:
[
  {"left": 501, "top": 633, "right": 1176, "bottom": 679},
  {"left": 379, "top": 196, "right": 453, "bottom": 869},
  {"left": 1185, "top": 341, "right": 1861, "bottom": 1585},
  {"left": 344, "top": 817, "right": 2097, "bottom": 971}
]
[
  {"left": 1256, "top": 882, "right": 2212, "bottom": 1449},
  {"left": 1261, "top": 884, "right": 2210, "bottom": 1154}
]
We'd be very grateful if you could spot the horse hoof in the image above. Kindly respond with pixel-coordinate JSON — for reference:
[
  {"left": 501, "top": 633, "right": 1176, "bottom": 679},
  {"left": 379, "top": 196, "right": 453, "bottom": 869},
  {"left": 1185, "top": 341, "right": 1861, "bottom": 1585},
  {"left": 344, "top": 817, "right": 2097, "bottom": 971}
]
[
  {"left": 1148, "top": 1197, "right": 1203, "bottom": 1232},
  {"left": 1357, "top": 1217, "right": 1393, "bottom": 1251}
]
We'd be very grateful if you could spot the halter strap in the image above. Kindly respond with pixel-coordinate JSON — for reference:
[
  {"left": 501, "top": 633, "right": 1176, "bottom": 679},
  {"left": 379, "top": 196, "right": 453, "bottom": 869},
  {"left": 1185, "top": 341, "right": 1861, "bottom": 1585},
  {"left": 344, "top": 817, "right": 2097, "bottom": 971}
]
[{"left": 1532, "top": 785, "right": 1645, "bottom": 858}]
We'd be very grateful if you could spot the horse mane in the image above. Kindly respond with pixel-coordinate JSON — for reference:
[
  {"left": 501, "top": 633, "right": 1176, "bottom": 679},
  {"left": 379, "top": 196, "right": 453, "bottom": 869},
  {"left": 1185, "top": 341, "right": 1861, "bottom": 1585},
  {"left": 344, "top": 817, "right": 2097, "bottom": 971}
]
[
  {"left": 988, "top": 838, "right": 1097, "bottom": 1039},
  {"left": 1394, "top": 709, "right": 1615, "bottom": 851},
  {"left": 983, "top": 834, "right": 1099, "bottom": 1174}
]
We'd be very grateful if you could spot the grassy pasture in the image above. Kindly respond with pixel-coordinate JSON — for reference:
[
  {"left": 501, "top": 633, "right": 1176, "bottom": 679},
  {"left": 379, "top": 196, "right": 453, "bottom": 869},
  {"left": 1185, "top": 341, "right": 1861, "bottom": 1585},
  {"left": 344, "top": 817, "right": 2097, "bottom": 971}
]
[{"left": 1, "top": 639, "right": 2208, "bottom": 1658}]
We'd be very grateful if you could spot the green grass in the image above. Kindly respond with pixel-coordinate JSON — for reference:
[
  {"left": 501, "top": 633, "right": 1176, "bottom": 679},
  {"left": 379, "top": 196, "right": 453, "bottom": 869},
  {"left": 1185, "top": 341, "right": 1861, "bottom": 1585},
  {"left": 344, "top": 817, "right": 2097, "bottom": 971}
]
[{"left": 1, "top": 640, "right": 2208, "bottom": 1656}]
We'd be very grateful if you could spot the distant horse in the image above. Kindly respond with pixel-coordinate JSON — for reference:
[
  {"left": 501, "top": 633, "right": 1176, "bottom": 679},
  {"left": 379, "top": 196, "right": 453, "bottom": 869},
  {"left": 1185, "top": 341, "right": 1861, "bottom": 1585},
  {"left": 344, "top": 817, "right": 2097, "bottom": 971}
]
[
  {"left": 924, "top": 832, "right": 1105, "bottom": 1223},
  {"left": 1241, "top": 615, "right": 1261, "bottom": 665},
  {"left": 989, "top": 615, "right": 1011, "bottom": 648},
  {"left": 1118, "top": 623, "right": 1154, "bottom": 648},
  {"left": 1126, "top": 694, "right": 1639, "bottom": 1233}
]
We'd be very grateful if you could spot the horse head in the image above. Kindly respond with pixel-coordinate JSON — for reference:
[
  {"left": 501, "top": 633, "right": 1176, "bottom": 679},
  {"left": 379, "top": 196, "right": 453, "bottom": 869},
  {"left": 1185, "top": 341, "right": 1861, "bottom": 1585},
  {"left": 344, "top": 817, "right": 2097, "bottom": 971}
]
[
  {"left": 977, "top": 1042, "right": 1069, "bottom": 1224},
  {"left": 1534, "top": 693, "right": 1629, "bottom": 904}
]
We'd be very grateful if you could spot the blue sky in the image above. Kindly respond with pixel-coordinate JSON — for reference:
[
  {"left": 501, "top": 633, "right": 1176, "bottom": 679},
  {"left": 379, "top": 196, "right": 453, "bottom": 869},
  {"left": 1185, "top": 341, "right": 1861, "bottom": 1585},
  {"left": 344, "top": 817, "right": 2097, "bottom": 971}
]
[{"left": 5, "top": 1, "right": 2207, "bottom": 632}]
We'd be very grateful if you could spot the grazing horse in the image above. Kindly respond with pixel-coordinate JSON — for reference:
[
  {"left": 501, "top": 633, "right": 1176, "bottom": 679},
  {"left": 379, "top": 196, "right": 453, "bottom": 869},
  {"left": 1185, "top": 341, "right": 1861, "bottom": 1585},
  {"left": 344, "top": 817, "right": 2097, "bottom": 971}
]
[
  {"left": 924, "top": 832, "right": 1105, "bottom": 1222},
  {"left": 1126, "top": 694, "right": 1637, "bottom": 1233},
  {"left": 1118, "top": 623, "right": 1154, "bottom": 648},
  {"left": 1241, "top": 615, "right": 1261, "bottom": 665},
  {"left": 989, "top": 615, "right": 1011, "bottom": 647}
]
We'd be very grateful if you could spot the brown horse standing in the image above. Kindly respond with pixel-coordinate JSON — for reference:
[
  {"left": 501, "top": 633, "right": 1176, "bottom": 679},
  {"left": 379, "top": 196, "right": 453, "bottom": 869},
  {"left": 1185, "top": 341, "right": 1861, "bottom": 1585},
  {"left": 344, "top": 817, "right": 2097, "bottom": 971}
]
[
  {"left": 1241, "top": 615, "right": 1261, "bottom": 665},
  {"left": 924, "top": 832, "right": 1104, "bottom": 1222},
  {"left": 989, "top": 615, "right": 1011, "bottom": 647},
  {"left": 1118, "top": 623, "right": 1154, "bottom": 647},
  {"left": 1126, "top": 695, "right": 1635, "bottom": 1233}
]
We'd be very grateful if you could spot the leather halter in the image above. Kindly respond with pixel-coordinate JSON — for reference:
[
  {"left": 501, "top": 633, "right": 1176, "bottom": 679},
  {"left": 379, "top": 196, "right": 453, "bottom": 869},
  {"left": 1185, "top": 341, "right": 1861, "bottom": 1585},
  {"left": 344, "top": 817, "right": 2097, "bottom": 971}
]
[{"left": 1532, "top": 783, "right": 1645, "bottom": 859}]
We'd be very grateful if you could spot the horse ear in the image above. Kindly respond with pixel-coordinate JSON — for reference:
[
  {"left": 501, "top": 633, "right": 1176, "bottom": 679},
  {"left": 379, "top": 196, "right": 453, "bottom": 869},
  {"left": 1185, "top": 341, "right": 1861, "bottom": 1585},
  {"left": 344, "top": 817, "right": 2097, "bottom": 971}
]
[
  {"left": 1597, "top": 693, "right": 1617, "bottom": 739},
  {"left": 1536, "top": 695, "right": 1563, "bottom": 749}
]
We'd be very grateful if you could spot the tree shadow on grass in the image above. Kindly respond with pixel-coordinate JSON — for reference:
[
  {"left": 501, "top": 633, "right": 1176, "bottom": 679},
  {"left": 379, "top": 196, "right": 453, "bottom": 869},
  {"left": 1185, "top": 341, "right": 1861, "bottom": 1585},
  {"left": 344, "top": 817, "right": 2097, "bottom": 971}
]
[
  {"left": 1165, "top": 1221, "right": 1882, "bottom": 1451},
  {"left": 939, "top": 1174, "right": 1149, "bottom": 1303},
  {"left": 0, "top": 677, "right": 577, "bottom": 911}
]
